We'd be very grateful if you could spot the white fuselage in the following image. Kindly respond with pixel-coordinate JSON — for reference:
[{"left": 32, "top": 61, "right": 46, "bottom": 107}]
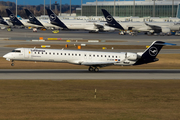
[
  {"left": 3, "top": 48, "right": 138, "bottom": 66},
  {"left": 38, "top": 19, "right": 61, "bottom": 29},
  {"left": 119, "top": 21, "right": 180, "bottom": 32},
  {"left": 20, "top": 19, "right": 42, "bottom": 28},
  {"left": 61, "top": 20, "right": 115, "bottom": 32}
]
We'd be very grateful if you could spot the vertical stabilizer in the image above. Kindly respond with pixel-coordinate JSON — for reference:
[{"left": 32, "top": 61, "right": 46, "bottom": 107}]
[
  {"left": 101, "top": 9, "right": 124, "bottom": 30},
  {"left": 0, "top": 15, "right": 8, "bottom": 25},
  {"left": 135, "top": 41, "right": 176, "bottom": 65},
  {"left": 46, "top": 8, "right": 68, "bottom": 29},
  {"left": 6, "top": 9, "right": 24, "bottom": 26},
  {"left": 24, "top": 9, "right": 44, "bottom": 27}
]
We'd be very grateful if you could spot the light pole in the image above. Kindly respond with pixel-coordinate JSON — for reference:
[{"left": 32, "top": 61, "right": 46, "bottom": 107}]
[
  {"left": 172, "top": 0, "right": 174, "bottom": 17},
  {"left": 96, "top": 0, "right": 97, "bottom": 16},
  {"left": 44, "top": 0, "right": 45, "bottom": 15},
  {"left": 70, "top": 0, "right": 71, "bottom": 16},
  {"left": 50, "top": 0, "right": 51, "bottom": 9},
  {"left": 114, "top": 0, "right": 115, "bottom": 16},
  {"left": 60, "top": 0, "right": 62, "bottom": 16},
  {"left": 153, "top": 0, "right": 155, "bottom": 17},
  {"left": 81, "top": 0, "right": 83, "bottom": 16},
  {"left": 133, "top": 0, "right": 135, "bottom": 16},
  {"left": 16, "top": 0, "right": 17, "bottom": 17}
]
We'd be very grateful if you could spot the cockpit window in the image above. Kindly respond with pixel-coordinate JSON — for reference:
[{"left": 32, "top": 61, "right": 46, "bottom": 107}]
[{"left": 12, "top": 50, "right": 21, "bottom": 53}]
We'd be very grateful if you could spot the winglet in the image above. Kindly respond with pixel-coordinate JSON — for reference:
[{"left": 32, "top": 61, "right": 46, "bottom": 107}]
[
  {"left": 46, "top": 8, "right": 68, "bottom": 29},
  {"left": 101, "top": 9, "right": 124, "bottom": 30}
]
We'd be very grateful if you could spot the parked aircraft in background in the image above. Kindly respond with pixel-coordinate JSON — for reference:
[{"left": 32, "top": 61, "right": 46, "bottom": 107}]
[
  {"left": 24, "top": 9, "right": 60, "bottom": 30},
  {"left": 3, "top": 41, "right": 176, "bottom": 72},
  {"left": 6, "top": 9, "right": 42, "bottom": 28},
  {"left": 102, "top": 9, "right": 180, "bottom": 34},
  {"left": 46, "top": 8, "right": 115, "bottom": 33},
  {"left": 0, "top": 15, "right": 9, "bottom": 26}
]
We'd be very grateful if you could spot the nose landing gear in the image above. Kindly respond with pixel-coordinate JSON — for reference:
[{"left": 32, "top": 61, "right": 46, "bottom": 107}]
[{"left": 88, "top": 66, "right": 99, "bottom": 72}]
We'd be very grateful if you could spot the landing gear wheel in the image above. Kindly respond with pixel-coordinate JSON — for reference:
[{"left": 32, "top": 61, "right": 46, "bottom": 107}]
[
  {"left": 94, "top": 67, "right": 99, "bottom": 72},
  {"left": 88, "top": 66, "right": 94, "bottom": 72},
  {"left": 11, "top": 63, "right": 14, "bottom": 66}
]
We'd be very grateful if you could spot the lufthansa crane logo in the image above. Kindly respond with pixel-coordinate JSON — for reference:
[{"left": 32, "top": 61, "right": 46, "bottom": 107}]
[
  {"left": 10, "top": 14, "right": 15, "bottom": 20},
  {"left": 50, "top": 14, "right": 56, "bottom": 21},
  {"left": 149, "top": 47, "right": 158, "bottom": 56},
  {"left": 29, "top": 14, "right": 34, "bottom": 20},
  {"left": 106, "top": 15, "right": 113, "bottom": 22}
]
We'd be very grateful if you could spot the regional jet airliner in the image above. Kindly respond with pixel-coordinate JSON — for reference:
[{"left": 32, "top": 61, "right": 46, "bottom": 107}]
[{"left": 3, "top": 41, "right": 175, "bottom": 72}]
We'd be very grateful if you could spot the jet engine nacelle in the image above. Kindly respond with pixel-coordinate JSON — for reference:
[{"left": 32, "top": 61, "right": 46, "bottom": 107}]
[
  {"left": 103, "top": 26, "right": 115, "bottom": 31},
  {"left": 161, "top": 27, "right": 171, "bottom": 33},
  {"left": 126, "top": 53, "right": 138, "bottom": 61}
]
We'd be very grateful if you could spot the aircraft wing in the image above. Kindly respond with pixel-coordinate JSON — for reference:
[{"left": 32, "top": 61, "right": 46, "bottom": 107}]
[
  {"left": 94, "top": 23, "right": 104, "bottom": 29},
  {"left": 144, "top": 22, "right": 161, "bottom": 30}
]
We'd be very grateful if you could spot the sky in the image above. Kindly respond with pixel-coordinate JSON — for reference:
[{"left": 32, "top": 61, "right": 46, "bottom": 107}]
[{"left": 1, "top": 0, "right": 119, "bottom": 5}]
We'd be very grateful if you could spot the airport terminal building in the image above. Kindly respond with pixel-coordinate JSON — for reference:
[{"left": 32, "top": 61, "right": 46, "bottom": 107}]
[{"left": 76, "top": 0, "right": 180, "bottom": 18}]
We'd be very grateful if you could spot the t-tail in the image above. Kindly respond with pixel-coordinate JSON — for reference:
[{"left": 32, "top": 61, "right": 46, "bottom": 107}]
[
  {"left": 135, "top": 41, "right": 176, "bottom": 65},
  {"left": 0, "top": 15, "right": 8, "bottom": 26},
  {"left": 24, "top": 9, "right": 43, "bottom": 27},
  {"left": 6, "top": 9, "right": 24, "bottom": 26},
  {"left": 46, "top": 8, "right": 68, "bottom": 29},
  {"left": 101, "top": 9, "right": 124, "bottom": 30}
]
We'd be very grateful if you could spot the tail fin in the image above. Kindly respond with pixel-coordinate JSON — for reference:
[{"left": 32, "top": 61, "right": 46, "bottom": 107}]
[
  {"left": 46, "top": 8, "right": 68, "bottom": 29},
  {"left": 135, "top": 41, "right": 176, "bottom": 65},
  {"left": 24, "top": 9, "right": 43, "bottom": 27},
  {"left": 6, "top": 9, "right": 23, "bottom": 26},
  {"left": 101, "top": 9, "right": 124, "bottom": 30},
  {"left": 0, "top": 15, "right": 8, "bottom": 25}
]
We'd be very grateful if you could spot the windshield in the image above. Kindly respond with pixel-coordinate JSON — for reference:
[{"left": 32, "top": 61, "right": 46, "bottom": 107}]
[{"left": 12, "top": 50, "right": 21, "bottom": 53}]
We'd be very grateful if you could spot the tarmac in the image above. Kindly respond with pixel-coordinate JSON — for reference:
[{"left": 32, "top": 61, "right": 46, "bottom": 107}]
[{"left": 0, "top": 29, "right": 179, "bottom": 80}]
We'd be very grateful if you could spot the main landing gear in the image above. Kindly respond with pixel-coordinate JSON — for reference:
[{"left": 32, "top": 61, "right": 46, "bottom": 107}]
[
  {"left": 88, "top": 66, "right": 99, "bottom": 72},
  {"left": 11, "top": 60, "right": 14, "bottom": 66}
]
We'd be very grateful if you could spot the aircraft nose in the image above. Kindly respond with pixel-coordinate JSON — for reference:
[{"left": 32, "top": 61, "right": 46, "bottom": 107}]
[{"left": 3, "top": 54, "right": 9, "bottom": 58}]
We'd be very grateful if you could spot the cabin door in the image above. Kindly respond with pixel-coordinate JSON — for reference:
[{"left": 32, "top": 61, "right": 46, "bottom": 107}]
[{"left": 24, "top": 49, "right": 30, "bottom": 58}]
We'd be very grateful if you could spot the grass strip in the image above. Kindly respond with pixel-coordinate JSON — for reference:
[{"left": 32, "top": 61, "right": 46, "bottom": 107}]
[{"left": 0, "top": 80, "right": 180, "bottom": 120}]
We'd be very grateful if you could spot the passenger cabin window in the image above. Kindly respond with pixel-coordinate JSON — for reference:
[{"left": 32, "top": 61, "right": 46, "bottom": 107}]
[{"left": 79, "top": 54, "right": 81, "bottom": 56}]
